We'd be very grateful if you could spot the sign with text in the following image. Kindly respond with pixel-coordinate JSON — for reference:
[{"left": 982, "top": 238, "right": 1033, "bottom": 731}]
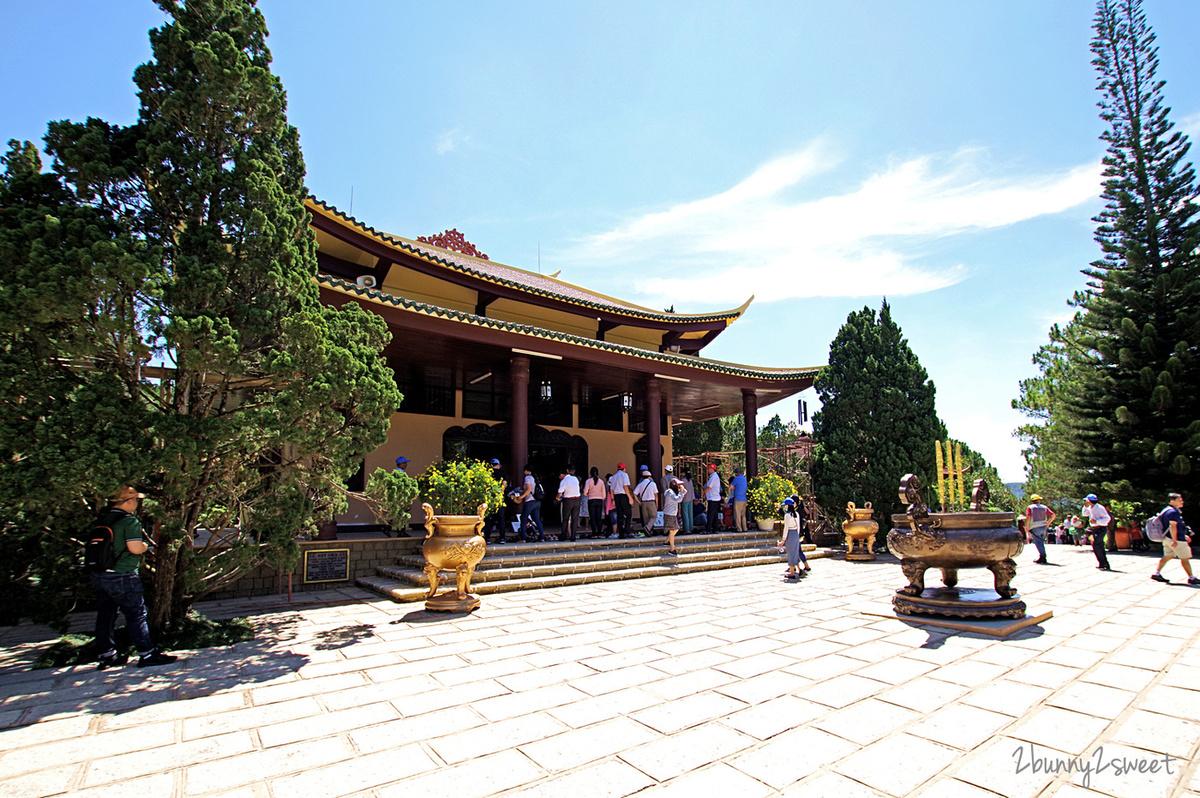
[{"left": 303, "top": 548, "right": 350, "bottom": 584}]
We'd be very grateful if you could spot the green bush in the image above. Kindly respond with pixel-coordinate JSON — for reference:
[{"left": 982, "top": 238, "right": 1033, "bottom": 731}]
[
  {"left": 364, "top": 467, "right": 420, "bottom": 530},
  {"left": 747, "top": 474, "right": 797, "bottom": 519},
  {"left": 417, "top": 459, "right": 506, "bottom": 516}
]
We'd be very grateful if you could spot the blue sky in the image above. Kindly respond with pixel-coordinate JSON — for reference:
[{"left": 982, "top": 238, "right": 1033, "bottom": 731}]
[{"left": 4, "top": 1, "right": 1199, "bottom": 481}]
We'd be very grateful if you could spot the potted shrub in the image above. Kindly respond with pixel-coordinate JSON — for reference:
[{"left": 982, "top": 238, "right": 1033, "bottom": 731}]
[
  {"left": 413, "top": 459, "right": 506, "bottom": 611},
  {"left": 747, "top": 473, "right": 797, "bottom": 531}
]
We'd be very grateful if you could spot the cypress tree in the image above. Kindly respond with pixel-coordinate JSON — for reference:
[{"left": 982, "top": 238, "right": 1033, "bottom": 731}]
[
  {"left": 0, "top": 1, "right": 400, "bottom": 631},
  {"left": 1063, "top": 0, "right": 1200, "bottom": 506},
  {"left": 810, "top": 301, "right": 941, "bottom": 528}
]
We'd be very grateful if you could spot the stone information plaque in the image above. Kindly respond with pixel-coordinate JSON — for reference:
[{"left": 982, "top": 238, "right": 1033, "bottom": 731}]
[{"left": 303, "top": 548, "right": 350, "bottom": 584}]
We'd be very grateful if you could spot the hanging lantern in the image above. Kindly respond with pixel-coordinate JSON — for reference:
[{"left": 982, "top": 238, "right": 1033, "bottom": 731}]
[
  {"left": 622, "top": 392, "right": 633, "bottom": 411},
  {"left": 540, "top": 380, "right": 552, "bottom": 403}
]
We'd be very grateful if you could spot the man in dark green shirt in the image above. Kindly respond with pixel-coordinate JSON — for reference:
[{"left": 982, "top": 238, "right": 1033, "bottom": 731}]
[{"left": 92, "top": 486, "right": 177, "bottom": 670}]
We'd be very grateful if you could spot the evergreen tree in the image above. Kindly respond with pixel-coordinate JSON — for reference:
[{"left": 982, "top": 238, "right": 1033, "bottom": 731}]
[
  {"left": 0, "top": 0, "right": 399, "bottom": 631},
  {"left": 1060, "top": 0, "right": 1200, "bottom": 507},
  {"left": 671, "top": 419, "right": 723, "bottom": 457},
  {"left": 810, "top": 301, "right": 941, "bottom": 528}
]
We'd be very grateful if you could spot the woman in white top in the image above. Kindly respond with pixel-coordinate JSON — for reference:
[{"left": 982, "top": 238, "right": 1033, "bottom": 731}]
[
  {"left": 780, "top": 497, "right": 809, "bottom": 579},
  {"left": 662, "top": 478, "right": 686, "bottom": 555}
]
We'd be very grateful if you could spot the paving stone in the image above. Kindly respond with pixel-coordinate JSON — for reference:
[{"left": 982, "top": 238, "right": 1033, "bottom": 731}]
[
  {"left": 393, "top": 677, "right": 509, "bottom": 717},
  {"left": 271, "top": 743, "right": 438, "bottom": 797},
  {"left": 0, "top": 719, "right": 175, "bottom": 780},
  {"left": 728, "top": 726, "right": 858, "bottom": 789},
  {"left": 906, "top": 703, "right": 1013, "bottom": 751},
  {"left": 1140, "top": 685, "right": 1200, "bottom": 723},
  {"left": 546, "top": 686, "right": 661, "bottom": 728},
  {"left": 348, "top": 705, "right": 486, "bottom": 754},
  {"left": 713, "top": 670, "right": 809, "bottom": 705},
  {"left": 183, "top": 696, "right": 324, "bottom": 741},
  {"left": 518, "top": 715, "right": 660, "bottom": 772},
  {"left": 779, "top": 771, "right": 889, "bottom": 797},
  {"left": 0, "top": 765, "right": 78, "bottom": 798},
  {"left": 507, "top": 758, "right": 655, "bottom": 798},
  {"left": 119, "top": 731, "right": 259, "bottom": 788},
  {"left": 427, "top": 711, "right": 568, "bottom": 765},
  {"left": 258, "top": 701, "right": 400, "bottom": 748},
  {"left": 376, "top": 748, "right": 545, "bottom": 798},
  {"left": 925, "top": 659, "right": 1011, "bottom": 688},
  {"left": 832, "top": 732, "right": 960, "bottom": 795},
  {"left": 812, "top": 697, "right": 921, "bottom": 745},
  {"left": 641, "top": 762, "right": 774, "bottom": 797},
  {"left": 642, "top": 667, "right": 739, "bottom": 701},
  {"left": 876, "top": 678, "right": 971, "bottom": 714},
  {"left": 184, "top": 736, "right": 356, "bottom": 794},
  {"left": 952, "top": 736, "right": 1067, "bottom": 798},
  {"left": 720, "top": 694, "right": 829, "bottom": 740},
  {"left": 1046, "top": 681, "right": 1138, "bottom": 720},
  {"left": 619, "top": 722, "right": 755, "bottom": 781},
  {"left": 631, "top": 691, "right": 748, "bottom": 735},
  {"left": 1109, "top": 709, "right": 1200, "bottom": 760},
  {"left": 1008, "top": 707, "right": 1110, "bottom": 755},
  {"left": 0, "top": 714, "right": 94, "bottom": 752},
  {"left": 473, "top": 682, "right": 590, "bottom": 722}
]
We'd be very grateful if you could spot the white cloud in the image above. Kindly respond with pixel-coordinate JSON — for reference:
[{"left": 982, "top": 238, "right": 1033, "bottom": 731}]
[
  {"left": 435, "top": 127, "right": 469, "bottom": 155},
  {"left": 564, "top": 142, "right": 1102, "bottom": 303},
  {"left": 1179, "top": 110, "right": 1200, "bottom": 142}
]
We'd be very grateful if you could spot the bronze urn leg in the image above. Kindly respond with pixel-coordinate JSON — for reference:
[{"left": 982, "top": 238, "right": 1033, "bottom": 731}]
[
  {"left": 988, "top": 558, "right": 1018, "bottom": 598},
  {"left": 941, "top": 568, "right": 959, "bottom": 588},
  {"left": 899, "top": 559, "right": 927, "bottom": 596}
]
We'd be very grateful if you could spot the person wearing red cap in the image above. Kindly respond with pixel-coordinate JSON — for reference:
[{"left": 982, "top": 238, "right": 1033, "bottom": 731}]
[
  {"left": 608, "top": 463, "right": 633, "bottom": 539},
  {"left": 704, "top": 464, "right": 723, "bottom": 532},
  {"left": 91, "top": 487, "right": 177, "bottom": 670}
]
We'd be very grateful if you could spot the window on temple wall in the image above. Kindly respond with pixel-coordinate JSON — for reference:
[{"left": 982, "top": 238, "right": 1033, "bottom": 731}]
[
  {"left": 627, "top": 396, "right": 669, "bottom": 434},
  {"left": 462, "top": 369, "right": 510, "bottom": 422},
  {"left": 578, "top": 388, "right": 623, "bottom": 431},
  {"left": 529, "top": 376, "right": 571, "bottom": 427},
  {"left": 393, "top": 363, "right": 454, "bottom": 417}
]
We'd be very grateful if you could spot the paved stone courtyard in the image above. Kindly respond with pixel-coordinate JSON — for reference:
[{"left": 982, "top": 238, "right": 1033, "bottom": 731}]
[{"left": 2, "top": 543, "right": 1199, "bottom": 798}]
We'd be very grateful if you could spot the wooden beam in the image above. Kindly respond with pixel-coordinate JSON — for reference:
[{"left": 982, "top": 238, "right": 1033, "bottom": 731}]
[
  {"left": 597, "top": 320, "right": 620, "bottom": 342},
  {"left": 476, "top": 291, "right": 499, "bottom": 317}
]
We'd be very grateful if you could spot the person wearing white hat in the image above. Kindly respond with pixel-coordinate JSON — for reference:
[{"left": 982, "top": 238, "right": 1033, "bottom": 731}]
[{"left": 634, "top": 466, "right": 660, "bottom": 537}]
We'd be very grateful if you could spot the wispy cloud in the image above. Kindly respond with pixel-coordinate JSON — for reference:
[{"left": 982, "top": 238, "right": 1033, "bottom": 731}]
[
  {"left": 563, "top": 141, "right": 1102, "bottom": 304},
  {"left": 435, "top": 127, "right": 469, "bottom": 155},
  {"left": 1179, "top": 110, "right": 1200, "bottom": 142}
]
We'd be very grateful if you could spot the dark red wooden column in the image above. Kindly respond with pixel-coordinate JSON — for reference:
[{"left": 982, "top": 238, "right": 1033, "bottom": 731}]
[
  {"left": 510, "top": 355, "right": 529, "bottom": 475},
  {"left": 742, "top": 388, "right": 758, "bottom": 478},
  {"left": 647, "top": 377, "right": 662, "bottom": 479}
]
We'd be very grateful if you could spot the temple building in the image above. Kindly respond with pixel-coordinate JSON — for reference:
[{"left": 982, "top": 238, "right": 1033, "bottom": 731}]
[{"left": 306, "top": 198, "right": 818, "bottom": 522}]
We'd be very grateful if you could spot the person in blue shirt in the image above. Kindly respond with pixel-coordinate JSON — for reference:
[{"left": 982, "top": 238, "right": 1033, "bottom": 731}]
[
  {"left": 729, "top": 467, "right": 749, "bottom": 532},
  {"left": 1150, "top": 493, "right": 1198, "bottom": 584}
]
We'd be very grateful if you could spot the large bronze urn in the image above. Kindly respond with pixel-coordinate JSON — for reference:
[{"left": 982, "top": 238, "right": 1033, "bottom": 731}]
[
  {"left": 888, "top": 475, "right": 1026, "bottom": 619},
  {"left": 421, "top": 502, "right": 487, "bottom": 612}
]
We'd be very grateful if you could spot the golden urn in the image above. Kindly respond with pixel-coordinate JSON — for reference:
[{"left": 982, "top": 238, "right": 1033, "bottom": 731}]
[
  {"left": 842, "top": 501, "right": 879, "bottom": 561},
  {"left": 421, "top": 502, "right": 488, "bottom": 612}
]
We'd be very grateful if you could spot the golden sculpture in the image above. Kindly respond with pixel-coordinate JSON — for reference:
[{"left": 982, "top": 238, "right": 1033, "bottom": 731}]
[
  {"left": 421, "top": 502, "right": 488, "bottom": 612},
  {"left": 842, "top": 502, "right": 879, "bottom": 561}
]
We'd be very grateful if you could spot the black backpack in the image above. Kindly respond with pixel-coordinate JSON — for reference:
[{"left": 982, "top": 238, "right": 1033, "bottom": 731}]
[
  {"left": 83, "top": 510, "right": 126, "bottom": 574},
  {"left": 533, "top": 479, "right": 545, "bottom": 502}
]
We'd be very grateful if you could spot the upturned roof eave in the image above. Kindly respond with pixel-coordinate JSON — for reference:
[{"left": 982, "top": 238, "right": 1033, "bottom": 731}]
[
  {"left": 306, "top": 197, "right": 753, "bottom": 330},
  {"left": 316, "top": 274, "right": 818, "bottom": 386}
]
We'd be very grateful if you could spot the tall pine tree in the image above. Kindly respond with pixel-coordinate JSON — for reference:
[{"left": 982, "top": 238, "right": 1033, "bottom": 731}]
[
  {"left": 1062, "top": 0, "right": 1200, "bottom": 506},
  {"left": 810, "top": 301, "right": 941, "bottom": 528}
]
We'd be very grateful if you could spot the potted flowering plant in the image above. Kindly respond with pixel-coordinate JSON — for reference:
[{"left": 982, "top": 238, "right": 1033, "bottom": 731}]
[{"left": 747, "top": 473, "right": 797, "bottom": 531}]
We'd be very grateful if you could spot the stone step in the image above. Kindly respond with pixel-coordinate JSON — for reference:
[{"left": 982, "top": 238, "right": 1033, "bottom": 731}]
[
  {"left": 357, "top": 551, "right": 830, "bottom": 603},
  {"left": 393, "top": 535, "right": 802, "bottom": 574},
  {"left": 355, "top": 530, "right": 832, "bottom": 603}
]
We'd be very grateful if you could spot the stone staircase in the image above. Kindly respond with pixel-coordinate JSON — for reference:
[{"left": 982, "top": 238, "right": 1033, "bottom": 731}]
[{"left": 356, "top": 528, "right": 832, "bottom": 603}]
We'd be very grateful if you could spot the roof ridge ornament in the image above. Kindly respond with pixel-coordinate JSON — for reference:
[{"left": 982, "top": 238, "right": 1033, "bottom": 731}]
[{"left": 417, "top": 229, "right": 490, "bottom": 260}]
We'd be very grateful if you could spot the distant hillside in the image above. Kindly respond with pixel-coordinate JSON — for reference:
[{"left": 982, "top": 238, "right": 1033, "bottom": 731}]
[{"left": 1006, "top": 482, "right": 1025, "bottom": 500}]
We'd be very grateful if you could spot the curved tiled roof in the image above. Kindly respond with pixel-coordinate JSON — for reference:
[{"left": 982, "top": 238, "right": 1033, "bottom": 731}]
[
  {"left": 317, "top": 275, "right": 819, "bottom": 383},
  {"left": 307, "top": 197, "right": 753, "bottom": 326}
]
